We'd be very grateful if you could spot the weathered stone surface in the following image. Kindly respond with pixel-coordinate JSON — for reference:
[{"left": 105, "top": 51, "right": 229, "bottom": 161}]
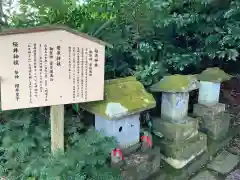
[
  {"left": 120, "top": 142, "right": 142, "bottom": 155},
  {"left": 160, "top": 132, "right": 207, "bottom": 169},
  {"left": 150, "top": 127, "right": 239, "bottom": 180},
  {"left": 151, "top": 152, "right": 210, "bottom": 180},
  {"left": 207, "top": 150, "right": 240, "bottom": 174},
  {"left": 152, "top": 117, "right": 199, "bottom": 143},
  {"left": 160, "top": 92, "right": 189, "bottom": 123},
  {"left": 225, "top": 169, "right": 240, "bottom": 180},
  {"left": 227, "top": 137, "right": 240, "bottom": 155},
  {"left": 121, "top": 147, "right": 161, "bottom": 180},
  {"left": 208, "top": 130, "right": 235, "bottom": 156},
  {"left": 193, "top": 103, "right": 226, "bottom": 117},
  {"left": 150, "top": 74, "right": 198, "bottom": 93},
  {"left": 197, "top": 67, "right": 232, "bottom": 83},
  {"left": 193, "top": 103, "right": 230, "bottom": 140},
  {"left": 191, "top": 170, "right": 219, "bottom": 180},
  {"left": 160, "top": 132, "right": 207, "bottom": 159},
  {"left": 204, "top": 112, "right": 230, "bottom": 140}
]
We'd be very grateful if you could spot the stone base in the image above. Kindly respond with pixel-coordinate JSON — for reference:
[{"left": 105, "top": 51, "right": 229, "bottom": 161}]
[
  {"left": 120, "top": 142, "right": 142, "bottom": 155},
  {"left": 193, "top": 103, "right": 230, "bottom": 140},
  {"left": 191, "top": 170, "right": 219, "bottom": 180},
  {"left": 120, "top": 147, "right": 161, "bottom": 180},
  {"left": 193, "top": 103, "right": 226, "bottom": 116},
  {"left": 152, "top": 117, "right": 199, "bottom": 143},
  {"left": 150, "top": 127, "right": 240, "bottom": 180},
  {"left": 159, "top": 132, "right": 207, "bottom": 169}
]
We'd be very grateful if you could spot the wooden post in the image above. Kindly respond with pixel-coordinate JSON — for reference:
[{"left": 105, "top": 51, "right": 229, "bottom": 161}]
[{"left": 50, "top": 105, "right": 64, "bottom": 154}]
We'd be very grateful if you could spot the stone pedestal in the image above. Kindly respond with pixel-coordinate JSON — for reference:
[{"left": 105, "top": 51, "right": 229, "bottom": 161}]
[
  {"left": 119, "top": 147, "right": 161, "bottom": 180},
  {"left": 150, "top": 75, "right": 206, "bottom": 169},
  {"left": 152, "top": 117, "right": 207, "bottom": 169},
  {"left": 193, "top": 103, "right": 230, "bottom": 140},
  {"left": 194, "top": 68, "right": 232, "bottom": 141},
  {"left": 152, "top": 117, "right": 199, "bottom": 143},
  {"left": 160, "top": 132, "right": 207, "bottom": 169}
]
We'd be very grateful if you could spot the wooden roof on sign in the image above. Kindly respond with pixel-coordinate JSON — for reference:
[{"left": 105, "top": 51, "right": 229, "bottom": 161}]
[{"left": 0, "top": 25, "right": 113, "bottom": 48}]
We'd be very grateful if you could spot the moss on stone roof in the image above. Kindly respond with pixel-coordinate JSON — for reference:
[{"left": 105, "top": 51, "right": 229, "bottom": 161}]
[
  {"left": 197, "top": 67, "right": 232, "bottom": 83},
  {"left": 80, "top": 76, "right": 156, "bottom": 120},
  {"left": 149, "top": 74, "right": 199, "bottom": 93}
]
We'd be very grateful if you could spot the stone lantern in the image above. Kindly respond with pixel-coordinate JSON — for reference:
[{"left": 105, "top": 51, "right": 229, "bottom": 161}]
[
  {"left": 150, "top": 75, "right": 207, "bottom": 169},
  {"left": 193, "top": 67, "right": 232, "bottom": 140},
  {"left": 80, "top": 76, "right": 160, "bottom": 180}
]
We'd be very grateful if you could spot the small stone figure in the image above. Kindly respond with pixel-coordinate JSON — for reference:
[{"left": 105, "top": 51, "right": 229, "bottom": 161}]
[
  {"left": 111, "top": 148, "right": 125, "bottom": 165},
  {"left": 140, "top": 130, "right": 153, "bottom": 152}
]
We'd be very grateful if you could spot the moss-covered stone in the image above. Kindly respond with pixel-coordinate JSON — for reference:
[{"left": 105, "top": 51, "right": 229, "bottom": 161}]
[
  {"left": 197, "top": 67, "right": 232, "bottom": 83},
  {"left": 150, "top": 127, "right": 240, "bottom": 180},
  {"left": 193, "top": 103, "right": 230, "bottom": 140},
  {"left": 120, "top": 147, "right": 161, "bottom": 180},
  {"left": 150, "top": 74, "right": 198, "bottom": 93},
  {"left": 152, "top": 117, "right": 199, "bottom": 143},
  {"left": 159, "top": 132, "right": 207, "bottom": 160},
  {"left": 80, "top": 76, "right": 156, "bottom": 120}
]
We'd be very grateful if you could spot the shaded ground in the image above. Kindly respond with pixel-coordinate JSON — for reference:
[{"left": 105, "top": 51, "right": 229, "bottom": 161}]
[{"left": 221, "top": 76, "right": 240, "bottom": 126}]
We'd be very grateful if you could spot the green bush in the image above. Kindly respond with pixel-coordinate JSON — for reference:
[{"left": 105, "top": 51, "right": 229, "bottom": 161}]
[{"left": 0, "top": 109, "right": 122, "bottom": 180}]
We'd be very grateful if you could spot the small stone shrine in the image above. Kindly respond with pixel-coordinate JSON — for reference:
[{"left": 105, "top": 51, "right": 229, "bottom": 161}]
[
  {"left": 193, "top": 67, "right": 232, "bottom": 140},
  {"left": 150, "top": 75, "right": 207, "bottom": 169},
  {"left": 80, "top": 76, "right": 160, "bottom": 180}
]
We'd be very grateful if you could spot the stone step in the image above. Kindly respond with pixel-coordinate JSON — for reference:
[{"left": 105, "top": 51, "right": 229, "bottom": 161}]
[
  {"left": 207, "top": 150, "right": 240, "bottom": 175},
  {"left": 190, "top": 170, "right": 220, "bottom": 180}
]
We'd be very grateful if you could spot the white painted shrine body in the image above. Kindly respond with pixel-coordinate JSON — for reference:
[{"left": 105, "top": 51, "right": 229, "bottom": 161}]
[
  {"left": 95, "top": 113, "right": 140, "bottom": 148},
  {"left": 198, "top": 81, "right": 221, "bottom": 106}
]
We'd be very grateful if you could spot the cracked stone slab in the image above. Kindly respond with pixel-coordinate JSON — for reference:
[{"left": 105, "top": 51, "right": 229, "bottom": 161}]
[
  {"left": 191, "top": 170, "right": 219, "bottom": 180},
  {"left": 207, "top": 150, "right": 239, "bottom": 175}
]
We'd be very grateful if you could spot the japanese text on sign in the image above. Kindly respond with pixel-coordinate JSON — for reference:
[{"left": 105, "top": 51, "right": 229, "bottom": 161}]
[{"left": 0, "top": 30, "right": 105, "bottom": 110}]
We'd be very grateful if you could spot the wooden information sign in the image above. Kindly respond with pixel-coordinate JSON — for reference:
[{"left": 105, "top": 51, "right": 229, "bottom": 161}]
[
  {"left": 0, "top": 26, "right": 111, "bottom": 153},
  {"left": 0, "top": 26, "right": 111, "bottom": 110}
]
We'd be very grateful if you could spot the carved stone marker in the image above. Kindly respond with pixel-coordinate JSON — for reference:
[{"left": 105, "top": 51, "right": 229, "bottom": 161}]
[
  {"left": 150, "top": 75, "right": 207, "bottom": 169},
  {"left": 193, "top": 67, "right": 232, "bottom": 140}
]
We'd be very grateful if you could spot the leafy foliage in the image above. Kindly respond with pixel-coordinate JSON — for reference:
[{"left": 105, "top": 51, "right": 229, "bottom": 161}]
[
  {"left": 135, "top": 61, "right": 167, "bottom": 86},
  {"left": 0, "top": 109, "right": 122, "bottom": 180},
  {"left": 5, "top": 0, "right": 240, "bottom": 85}
]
